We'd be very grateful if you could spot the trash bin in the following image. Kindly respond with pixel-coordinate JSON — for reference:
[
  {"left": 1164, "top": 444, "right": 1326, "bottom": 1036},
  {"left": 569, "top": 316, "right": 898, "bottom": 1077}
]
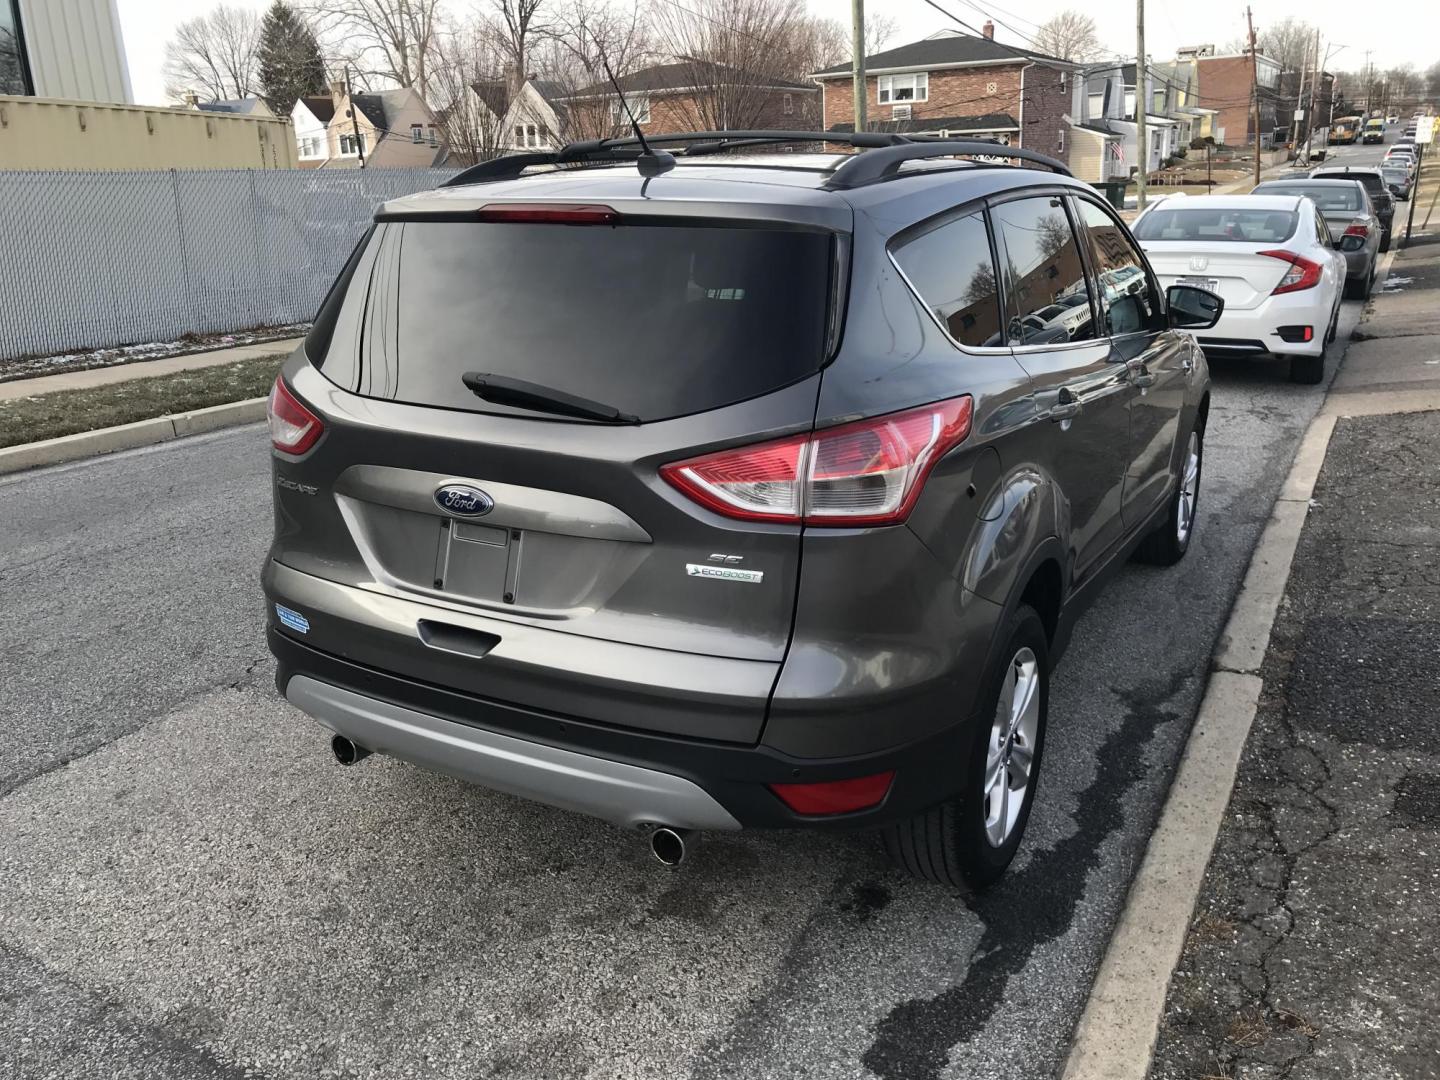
[{"left": 1093, "top": 180, "right": 1127, "bottom": 208}]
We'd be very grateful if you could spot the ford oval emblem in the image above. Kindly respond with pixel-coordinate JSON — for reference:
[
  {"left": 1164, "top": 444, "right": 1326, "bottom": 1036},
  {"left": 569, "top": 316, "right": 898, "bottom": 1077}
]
[{"left": 434, "top": 484, "right": 494, "bottom": 517}]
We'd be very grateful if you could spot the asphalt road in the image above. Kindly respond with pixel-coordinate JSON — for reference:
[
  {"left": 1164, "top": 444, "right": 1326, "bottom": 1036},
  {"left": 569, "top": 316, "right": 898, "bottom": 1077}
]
[{"left": 0, "top": 136, "right": 1403, "bottom": 1080}]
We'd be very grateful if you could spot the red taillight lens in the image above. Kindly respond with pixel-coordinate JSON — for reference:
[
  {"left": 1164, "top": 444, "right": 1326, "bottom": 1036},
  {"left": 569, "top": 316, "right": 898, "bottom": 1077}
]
[
  {"left": 769, "top": 771, "right": 895, "bottom": 815},
  {"left": 267, "top": 376, "right": 324, "bottom": 455},
  {"left": 475, "top": 203, "right": 617, "bottom": 225},
  {"left": 1259, "top": 250, "right": 1323, "bottom": 295},
  {"left": 660, "top": 396, "right": 973, "bottom": 526},
  {"left": 1343, "top": 223, "right": 1370, "bottom": 238}
]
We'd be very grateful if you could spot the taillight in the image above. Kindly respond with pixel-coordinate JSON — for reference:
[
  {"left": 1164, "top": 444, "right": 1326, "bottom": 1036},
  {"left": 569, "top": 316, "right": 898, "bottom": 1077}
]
[
  {"left": 1343, "top": 223, "right": 1370, "bottom": 238},
  {"left": 1259, "top": 250, "right": 1323, "bottom": 295},
  {"left": 475, "top": 203, "right": 617, "bottom": 225},
  {"left": 768, "top": 771, "right": 895, "bottom": 815},
  {"left": 267, "top": 375, "right": 324, "bottom": 455},
  {"left": 660, "top": 396, "right": 973, "bottom": 526}
]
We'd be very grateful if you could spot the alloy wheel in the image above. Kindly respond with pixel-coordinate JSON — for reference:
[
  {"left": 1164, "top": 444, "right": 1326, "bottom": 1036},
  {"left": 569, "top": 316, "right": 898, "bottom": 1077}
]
[
  {"left": 1176, "top": 431, "right": 1200, "bottom": 545},
  {"left": 983, "top": 647, "right": 1041, "bottom": 847}
]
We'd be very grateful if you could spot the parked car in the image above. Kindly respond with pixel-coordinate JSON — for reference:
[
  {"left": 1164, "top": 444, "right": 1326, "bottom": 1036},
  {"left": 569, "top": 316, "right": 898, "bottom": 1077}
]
[
  {"left": 1308, "top": 167, "right": 1395, "bottom": 251},
  {"left": 1380, "top": 164, "right": 1414, "bottom": 201},
  {"left": 1133, "top": 194, "right": 1345, "bottom": 383},
  {"left": 1249, "top": 179, "right": 1381, "bottom": 299},
  {"left": 262, "top": 132, "right": 1220, "bottom": 890}
]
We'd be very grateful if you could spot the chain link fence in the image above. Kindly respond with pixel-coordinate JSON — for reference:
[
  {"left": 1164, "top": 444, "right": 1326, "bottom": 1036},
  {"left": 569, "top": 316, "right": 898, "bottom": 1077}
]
[{"left": 0, "top": 168, "right": 459, "bottom": 361}]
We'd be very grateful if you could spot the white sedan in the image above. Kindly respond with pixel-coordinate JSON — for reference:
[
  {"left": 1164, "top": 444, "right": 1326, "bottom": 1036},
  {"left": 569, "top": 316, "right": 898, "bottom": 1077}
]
[{"left": 1132, "top": 195, "right": 1347, "bottom": 384}]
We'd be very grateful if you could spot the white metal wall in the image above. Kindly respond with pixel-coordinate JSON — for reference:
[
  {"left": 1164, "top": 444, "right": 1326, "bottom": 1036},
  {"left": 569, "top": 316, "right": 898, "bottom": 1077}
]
[
  {"left": 0, "top": 168, "right": 458, "bottom": 361},
  {"left": 17, "top": 0, "right": 132, "bottom": 104}
]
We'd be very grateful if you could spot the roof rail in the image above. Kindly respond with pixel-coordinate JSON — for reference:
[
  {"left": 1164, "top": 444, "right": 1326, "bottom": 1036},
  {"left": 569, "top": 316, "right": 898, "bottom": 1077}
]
[
  {"left": 824, "top": 138, "right": 1074, "bottom": 189},
  {"left": 439, "top": 132, "right": 1071, "bottom": 190}
]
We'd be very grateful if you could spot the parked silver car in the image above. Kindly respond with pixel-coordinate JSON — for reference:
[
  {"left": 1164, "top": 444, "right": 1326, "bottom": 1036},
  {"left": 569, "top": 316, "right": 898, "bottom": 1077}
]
[{"left": 1249, "top": 179, "right": 1381, "bottom": 299}]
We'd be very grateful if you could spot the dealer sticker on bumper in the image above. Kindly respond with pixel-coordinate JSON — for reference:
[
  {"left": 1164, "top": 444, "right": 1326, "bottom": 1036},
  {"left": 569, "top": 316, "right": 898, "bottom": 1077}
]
[
  {"left": 275, "top": 604, "right": 310, "bottom": 634},
  {"left": 686, "top": 564, "right": 764, "bottom": 584}
]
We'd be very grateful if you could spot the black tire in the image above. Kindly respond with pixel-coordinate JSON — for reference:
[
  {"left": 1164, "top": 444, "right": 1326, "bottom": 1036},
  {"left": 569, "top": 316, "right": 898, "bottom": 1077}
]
[
  {"left": 1380, "top": 232, "right": 1392, "bottom": 254},
  {"left": 1325, "top": 305, "right": 1338, "bottom": 343},
  {"left": 1344, "top": 274, "right": 1364, "bottom": 301},
  {"left": 1364, "top": 267, "right": 1376, "bottom": 300},
  {"left": 1290, "top": 351, "right": 1325, "bottom": 384},
  {"left": 882, "top": 605, "right": 1050, "bottom": 892},
  {"left": 1134, "top": 425, "right": 1203, "bottom": 566}
]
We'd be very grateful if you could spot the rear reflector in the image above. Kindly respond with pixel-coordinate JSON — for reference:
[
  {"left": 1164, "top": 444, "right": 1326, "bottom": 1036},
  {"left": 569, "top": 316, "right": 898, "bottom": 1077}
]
[
  {"left": 267, "top": 376, "right": 324, "bottom": 455},
  {"left": 768, "top": 771, "right": 895, "bottom": 816},
  {"left": 660, "top": 396, "right": 974, "bottom": 526},
  {"left": 1258, "top": 250, "right": 1323, "bottom": 295},
  {"left": 1276, "top": 325, "right": 1314, "bottom": 343},
  {"left": 475, "top": 203, "right": 618, "bottom": 225}
]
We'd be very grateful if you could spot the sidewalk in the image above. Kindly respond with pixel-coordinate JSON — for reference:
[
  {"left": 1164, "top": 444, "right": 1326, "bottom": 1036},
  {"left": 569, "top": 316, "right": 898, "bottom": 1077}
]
[
  {"left": 0, "top": 337, "right": 302, "bottom": 403},
  {"left": 1148, "top": 181, "right": 1440, "bottom": 1080}
]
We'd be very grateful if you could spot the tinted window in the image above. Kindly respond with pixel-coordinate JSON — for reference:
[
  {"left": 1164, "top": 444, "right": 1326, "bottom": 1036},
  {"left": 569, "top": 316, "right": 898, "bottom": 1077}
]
[
  {"left": 1073, "top": 199, "right": 1159, "bottom": 336},
  {"left": 891, "top": 210, "right": 1004, "bottom": 348},
  {"left": 1315, "top": 171, "right": 1386, "bottom": 197},
  {"left": 1256, "top": 184, "right": 1362, "bottom": 211},
  {"left": 371, "top": 221, "right": 833, "bottom": 423},
  {"left": 1132, "top": 208, "right": 1299, "bottom": 243},
  {"left": 990, "top": 197, "right": 1097, "bottom": 346}
]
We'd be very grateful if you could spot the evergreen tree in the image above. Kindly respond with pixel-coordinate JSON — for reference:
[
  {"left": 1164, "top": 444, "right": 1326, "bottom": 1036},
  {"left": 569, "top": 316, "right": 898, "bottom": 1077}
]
[{"left": 257, "top": 1, "right": 327, "bottom": 114}]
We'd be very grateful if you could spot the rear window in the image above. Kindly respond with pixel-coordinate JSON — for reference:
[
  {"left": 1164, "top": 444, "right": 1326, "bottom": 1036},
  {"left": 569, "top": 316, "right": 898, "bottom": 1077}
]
[
  {"left": 1315, "top": 171, "right": 1385, "bottom": 194},
  {"left": 1132, "top": 207, "right": 1299, "bottom": 243},
  {"left": 357, "top": 219, "right": 835, "bottom": 423},
  {"left": 1259, "top": 184, "right": 1362, "bottom": 212}
]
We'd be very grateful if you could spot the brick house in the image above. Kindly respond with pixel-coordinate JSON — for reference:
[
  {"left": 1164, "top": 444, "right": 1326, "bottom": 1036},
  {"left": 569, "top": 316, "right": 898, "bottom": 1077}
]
[
  {"left": 811, "top": 28, "right": 1080, "bottom": 156},
  {"left": 563, "top": 61, "right": 819, "bottom": 141},
  {"left": 1191, "top": 48, "right": 1283, "bottom": 146}
]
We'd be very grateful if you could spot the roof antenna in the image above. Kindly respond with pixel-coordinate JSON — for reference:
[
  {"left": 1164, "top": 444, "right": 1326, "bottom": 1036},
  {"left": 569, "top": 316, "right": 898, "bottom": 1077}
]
[{"left": 599, "top": 53, "right": 674, "bottom": 178}]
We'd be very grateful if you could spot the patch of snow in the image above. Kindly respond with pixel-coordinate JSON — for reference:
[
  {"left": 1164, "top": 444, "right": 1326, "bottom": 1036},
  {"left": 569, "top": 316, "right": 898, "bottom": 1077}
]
[{"left": 1380, "top": 276, "right": 1413, "bottom": 291}]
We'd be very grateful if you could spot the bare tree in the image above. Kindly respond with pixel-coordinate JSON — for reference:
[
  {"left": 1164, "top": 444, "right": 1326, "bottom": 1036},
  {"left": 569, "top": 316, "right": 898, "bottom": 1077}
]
[
  {"left": 305, "top": 0, "right": 444, "bottom": 95},
  {"left": 429, "top": 15, "right": 511, "bottom": 164},
  {"left": 1033, "top": 10, "right": 1102, "bottom": 63},
  {"left": 1253, "top": 17, "right": 1313, "bottom": 72},
  {"left": 163, "top": 5, "right": 263, "bottom": 101},
  {"left": 493, "top": 0, "right": 550, "bottom": 85},
  {"left": 1387, "top": 63, "right": 1417, "bottom": 99},
  {"left": 864, "top": 12, "right": 898, "bottom": 57},
  {"left": 539, "top": 0, "right": 652, "bottom": 141},
  {"left": 649, "top": 0, "right": 818, "bottom": 131}
]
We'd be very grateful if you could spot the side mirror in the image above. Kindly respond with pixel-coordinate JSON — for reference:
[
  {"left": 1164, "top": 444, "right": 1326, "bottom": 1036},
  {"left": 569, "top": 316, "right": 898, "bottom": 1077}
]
[{"left": 1167, "top": 284, "right": 1224, "bottom": 330}]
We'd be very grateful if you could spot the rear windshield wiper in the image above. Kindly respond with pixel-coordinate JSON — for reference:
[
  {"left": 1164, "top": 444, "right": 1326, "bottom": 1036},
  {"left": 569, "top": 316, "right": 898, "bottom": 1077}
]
[{"left": 461, "top": 372, "right": 639, "bottom": 424}]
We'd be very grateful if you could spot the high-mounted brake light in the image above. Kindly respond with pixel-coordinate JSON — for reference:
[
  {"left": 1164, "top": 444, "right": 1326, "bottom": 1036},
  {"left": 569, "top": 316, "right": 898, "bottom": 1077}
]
[
  {"left": 475, "top": 203, "right": 618, "bottom": 225},
  {"left": 769, "top": 771, "right": 895, "bottom": 816},
  {"left": 660, "top": 396, "right": 974, "bottom": 526},
  {"left": 267, "top": 375, "right": 324, "bottom": 456},
  {"left": 1259, "top": 250, "right": 1323, "bottom": 295}
]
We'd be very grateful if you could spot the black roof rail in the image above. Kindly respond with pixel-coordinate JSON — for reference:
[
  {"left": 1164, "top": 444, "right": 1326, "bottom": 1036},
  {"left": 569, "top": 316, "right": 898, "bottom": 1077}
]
[
  {"left": 439, "top": 131, "right": 1071, "bottom": 190},
  {"left": 824, "top": 138, "right": 1074, "bottom": 189}
]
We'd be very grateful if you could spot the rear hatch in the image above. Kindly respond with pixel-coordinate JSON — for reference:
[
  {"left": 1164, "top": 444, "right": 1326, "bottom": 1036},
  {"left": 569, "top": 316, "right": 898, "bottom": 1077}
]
[
  {"left": 1134, "top": 203, "right": 1302, "bottom": 310},
  {"left": 270, "top": 181, "right": 849, "bottom": 743}
]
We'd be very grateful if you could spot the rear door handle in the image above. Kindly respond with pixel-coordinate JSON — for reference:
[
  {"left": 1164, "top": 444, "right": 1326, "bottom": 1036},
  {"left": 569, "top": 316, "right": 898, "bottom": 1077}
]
[{"left": 1048, "top": 388, "right": 1082, "bottom": 422}]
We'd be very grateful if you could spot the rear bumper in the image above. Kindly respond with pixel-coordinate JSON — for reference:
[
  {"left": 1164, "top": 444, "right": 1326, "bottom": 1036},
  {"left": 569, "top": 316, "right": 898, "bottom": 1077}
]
[
  {"left": 268, "top": 627, "right": 975, "bottom": 831},
  {"left": 1190, "top": 290, "right": 1333, "bottom": 358}
]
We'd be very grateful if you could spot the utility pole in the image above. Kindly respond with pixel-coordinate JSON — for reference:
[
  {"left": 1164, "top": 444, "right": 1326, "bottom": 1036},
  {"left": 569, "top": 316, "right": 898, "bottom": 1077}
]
[
  {"left": 347, "top": 66, "right": 366, "bottom": 168},
  {"left": 1303, "top": 30, "right": 1321, "bottom": 160},
  {"left": 1248, "top": 7, "right": 1261, "bottom": 187},
  {"left": 851, "top": 0, "right": 867, "bottom": 134},
  {"left": 1136, "top": 0, "right": 1147, "bottom": 211}
]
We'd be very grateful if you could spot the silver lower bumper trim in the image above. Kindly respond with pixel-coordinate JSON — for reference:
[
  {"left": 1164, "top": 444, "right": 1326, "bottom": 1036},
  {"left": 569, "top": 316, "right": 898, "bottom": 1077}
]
[{"left": 285, "top": 675, "right": 742, "bottom": 831}]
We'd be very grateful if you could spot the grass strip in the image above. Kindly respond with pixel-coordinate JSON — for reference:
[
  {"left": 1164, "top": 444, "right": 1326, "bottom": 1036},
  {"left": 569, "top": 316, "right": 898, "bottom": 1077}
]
[{"left": 0, "top": 355, "right": 285, "bottom": 449}]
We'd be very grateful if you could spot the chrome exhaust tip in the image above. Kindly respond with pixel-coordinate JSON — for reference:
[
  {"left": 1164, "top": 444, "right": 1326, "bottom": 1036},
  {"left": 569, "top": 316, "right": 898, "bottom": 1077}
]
[
  {"left": 649, "top": 827, "right": 695, "bottom": 867},
  {"left": 331, "top": 734, "right": 371, "bottom": 766}
]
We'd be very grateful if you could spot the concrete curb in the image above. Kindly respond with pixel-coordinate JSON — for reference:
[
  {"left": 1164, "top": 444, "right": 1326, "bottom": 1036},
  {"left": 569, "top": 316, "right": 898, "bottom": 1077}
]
[
  {"left": 0, "top": 397, "right": 266, "bottom": 476},
  {"left": 1061, "top": 404, "right": 1339, "bottom": 1080}
]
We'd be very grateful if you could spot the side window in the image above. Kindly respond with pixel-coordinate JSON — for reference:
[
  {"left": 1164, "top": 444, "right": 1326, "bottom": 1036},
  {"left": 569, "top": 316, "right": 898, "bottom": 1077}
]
[
  {"left": 1072, "top": 198, "right": 1160, "bottom": 337},
  {"left": 990, "top": 196, "right": 1098, "bottom": 346},
  {"left": 891, "top": 210, "right": 1005, "bottom": 349}
]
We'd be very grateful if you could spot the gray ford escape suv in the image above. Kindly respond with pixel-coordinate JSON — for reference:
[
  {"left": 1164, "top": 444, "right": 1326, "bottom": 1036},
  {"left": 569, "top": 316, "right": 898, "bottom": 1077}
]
[{"left": 263, "top": 132, "right": 1220, "bottom": 889}]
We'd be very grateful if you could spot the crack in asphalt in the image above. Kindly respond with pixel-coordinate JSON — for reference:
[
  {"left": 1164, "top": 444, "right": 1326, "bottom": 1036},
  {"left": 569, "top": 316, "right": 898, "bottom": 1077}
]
[{"left": 862, "top": 668, "right": 1194, "bottom": 1080}]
